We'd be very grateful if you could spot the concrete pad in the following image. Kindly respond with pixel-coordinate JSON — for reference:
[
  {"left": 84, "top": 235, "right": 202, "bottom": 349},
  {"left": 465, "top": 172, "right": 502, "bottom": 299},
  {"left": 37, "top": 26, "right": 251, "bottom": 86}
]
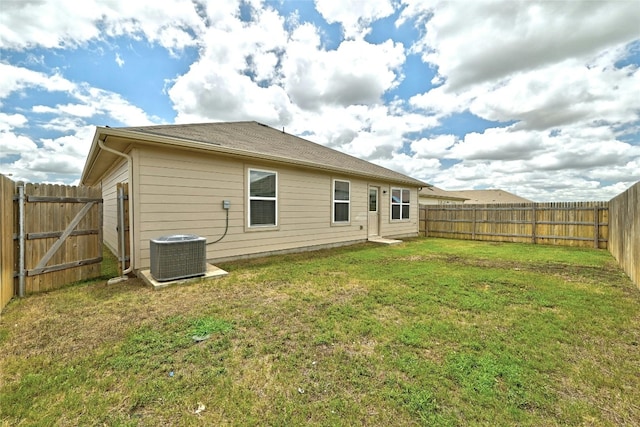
[
  {"left": 138, "top": 263, "right": 228, "bottom": 290},
  {"left": 368, "top": 236, "right": 403, "bottom": 245}
]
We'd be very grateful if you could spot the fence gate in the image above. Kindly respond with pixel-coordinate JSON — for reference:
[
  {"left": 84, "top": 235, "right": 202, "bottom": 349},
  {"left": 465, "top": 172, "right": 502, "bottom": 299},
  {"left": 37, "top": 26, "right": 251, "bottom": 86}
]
[{"left": 16, "top": 182, "right": 103, "bottom": 296}]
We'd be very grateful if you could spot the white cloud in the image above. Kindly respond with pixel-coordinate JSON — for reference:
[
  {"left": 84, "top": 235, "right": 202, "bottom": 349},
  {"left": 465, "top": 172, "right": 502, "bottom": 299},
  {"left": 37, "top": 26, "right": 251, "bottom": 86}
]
[
  {"left": 403, "top": 0, "right": 640, "bottom": 90},
  {"left": 0, "top": 125, "right": 95, "bottom": 183},
  {"left": 0, "top": 112, "right": 36, "bottom": 160},
  {"left": 115, "top": 52, "right": 124, "bottom": 67},
  {"left": 0, "top": 61, "right": 158, "bottom": 183},
  {"left": 33, "top": 103, "right": 96, "bottom": 118},
  {"left": 374, "top": 152, "right": 441, "bottom": 184},
  {"left": 400, "top": 0, "right": 640, "bottom": 201},
  {"left": 429, "top": 162, "right": 606, "bottom": 201},
  {"left": 404, "top": 1, "right": 640, "bottom": 137},
  {"left": 282, "top": 37, "right": 405, "bottom": 110},
  {"left": 0, "top": 0, "right": 101, "bottom": 49},
  {"left": 0, "top": 112, "right": 28, "bottom": 131},
  {"left": 287, "top": 103, "right": 438, "bottom": 161},
  {"left": 0, "top": 0, "right": 208, "bottom": 52},
  {"left": 469, "top": 59, "right": 640, "bottom": 132},
  {"left": 411, "top": 134, "right": 457, "bottom": 159},
  {"left": 168, "top": 5, "right": 405, "bottom": 127},
  {"left": 315, "top": 0, "right": 395, "bottom": 39},
  {"left": 168, "top": 53, "right": 295, "bottom": 125},
  {"left": 0, "top": 132, "right": 38, "bottom": 159},
  {"left": 168, "top": 4, "right": 294, "bottom": 125},
  {"left": 81, "top": 86, "right": 158, "bottom": 126},
  {"left": 450, "top": 127, "right": 545, "bottom": 161},
  {"left": 444, "top": 124, "right": 639, "bottom": 171},
  {"left": 527, "top": 138, "right": 638, "bottom": 172},
  {"left": 0, "top": 63, "right": 76, "bottom": 98}
]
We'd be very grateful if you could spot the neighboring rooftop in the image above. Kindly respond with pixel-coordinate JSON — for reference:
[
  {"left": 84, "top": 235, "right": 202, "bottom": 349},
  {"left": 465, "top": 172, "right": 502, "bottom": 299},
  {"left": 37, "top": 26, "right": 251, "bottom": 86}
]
[
  {"left": 419, "top": 186, "right": 468, "bottom": 202},
  {"left": 449, "top": 189, "right": 532, "bottom": 204},
  {"left": 420, "top": 187, "right": 532, "bottom": 204}
]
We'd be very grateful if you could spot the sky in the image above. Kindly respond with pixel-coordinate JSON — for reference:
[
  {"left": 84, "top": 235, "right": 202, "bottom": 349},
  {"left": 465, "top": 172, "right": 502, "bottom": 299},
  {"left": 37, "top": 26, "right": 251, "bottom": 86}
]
[{"left": 1, "top": 0, "right": 639, "bottom": 202}]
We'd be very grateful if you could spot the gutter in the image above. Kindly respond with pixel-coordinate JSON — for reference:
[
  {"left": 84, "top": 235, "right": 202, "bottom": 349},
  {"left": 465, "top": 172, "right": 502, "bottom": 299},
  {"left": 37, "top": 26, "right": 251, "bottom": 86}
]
[{"left": 98, "top": 136, "right": 134, "bottom": 283}]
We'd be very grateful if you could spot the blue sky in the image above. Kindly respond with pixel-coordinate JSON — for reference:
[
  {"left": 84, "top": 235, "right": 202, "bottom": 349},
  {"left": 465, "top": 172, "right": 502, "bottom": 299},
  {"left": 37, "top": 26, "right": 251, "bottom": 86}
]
[{"left": 1, "top": 0, "right": 639, "bottom": 201}]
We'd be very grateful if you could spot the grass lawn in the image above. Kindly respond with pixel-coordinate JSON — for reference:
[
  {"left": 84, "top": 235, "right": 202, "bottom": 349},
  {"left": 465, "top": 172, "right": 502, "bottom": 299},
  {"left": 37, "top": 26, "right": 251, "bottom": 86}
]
[{"left": 1, "top": 238, "right": 639, "bottom": 426}]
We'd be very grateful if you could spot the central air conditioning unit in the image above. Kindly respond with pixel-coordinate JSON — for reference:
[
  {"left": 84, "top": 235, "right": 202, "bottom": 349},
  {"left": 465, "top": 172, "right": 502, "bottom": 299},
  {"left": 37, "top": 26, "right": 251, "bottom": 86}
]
[{"left": 150, "top": 234, "right": 207, "bottom": 281}]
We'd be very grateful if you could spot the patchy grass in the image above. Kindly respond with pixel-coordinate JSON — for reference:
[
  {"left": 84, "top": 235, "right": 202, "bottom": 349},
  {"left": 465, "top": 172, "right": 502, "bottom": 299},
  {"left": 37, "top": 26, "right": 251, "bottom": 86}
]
[{"left": 1, "top": 238, "right": 638, "bottom": 426}]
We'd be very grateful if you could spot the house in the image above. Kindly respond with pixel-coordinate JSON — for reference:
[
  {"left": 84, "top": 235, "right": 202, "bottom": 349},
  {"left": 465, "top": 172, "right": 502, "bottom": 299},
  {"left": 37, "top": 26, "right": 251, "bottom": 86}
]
[
  {"left": 81, "top": 121, "right": 428, "bottom": 274},
  {"left": 418, "top": 185, "right": 468, "bottom": 205},
  {"left": 419, "top": 187, "right": 531, "bottom": 205},
  {"left": 449, "top": 189, "right": 532, "bottom": 204}
]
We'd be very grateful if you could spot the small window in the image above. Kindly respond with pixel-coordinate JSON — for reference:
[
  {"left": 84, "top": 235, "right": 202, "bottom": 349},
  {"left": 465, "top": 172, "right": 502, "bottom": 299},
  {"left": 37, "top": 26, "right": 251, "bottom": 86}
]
[
  {"left": 249, "top": 169, "right": 277, "bottom": 227},
  {"left": 369, "top": 188, "right": 377, "bottom": 212},
  {"left": 333, "top": 180, "right": 350, "bottom": 223},
  {"left": 391, "top": 188, "right": 410, "bottom": 220}
]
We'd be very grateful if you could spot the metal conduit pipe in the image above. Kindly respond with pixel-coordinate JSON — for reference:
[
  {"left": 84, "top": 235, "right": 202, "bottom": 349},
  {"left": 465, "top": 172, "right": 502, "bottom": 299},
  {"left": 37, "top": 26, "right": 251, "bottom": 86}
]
[
  {"left": 98, "top": 137, "right": 134, "bottom": 281},
  {"left": 18, "top": 182, "right": 25, "bottom": 297}
]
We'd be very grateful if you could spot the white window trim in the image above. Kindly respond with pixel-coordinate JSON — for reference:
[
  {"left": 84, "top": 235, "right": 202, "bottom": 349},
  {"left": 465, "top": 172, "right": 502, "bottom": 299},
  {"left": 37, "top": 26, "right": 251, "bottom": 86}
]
[
  {"left": 390, "top": 187, "right": 410, "bottom": 221},
  {"left": 248, "top": 168, "right": 278, "bottom": 228},
  {"left": 332, "top": 179, "right": 350, "bottom": 224}
]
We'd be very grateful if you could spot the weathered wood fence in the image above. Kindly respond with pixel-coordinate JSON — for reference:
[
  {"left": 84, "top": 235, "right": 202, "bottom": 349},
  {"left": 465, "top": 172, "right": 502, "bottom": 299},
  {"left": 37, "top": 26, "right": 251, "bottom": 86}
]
[
  {"left": 0, "top": 175, "right": 103, "bottom": 312},
  {"left": 420, "top": 202, "right": 609, "bottom": 249},
  {"left": 0, "top": 174, "right": 14, "bottom": 311},
  {"left": 608, "top": 181, "right": 639, "bottom": 289}
]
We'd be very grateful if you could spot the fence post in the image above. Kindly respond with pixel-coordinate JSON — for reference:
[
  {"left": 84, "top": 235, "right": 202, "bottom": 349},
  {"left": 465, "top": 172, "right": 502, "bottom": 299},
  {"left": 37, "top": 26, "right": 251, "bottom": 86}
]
[
  {"left": 424, "top": 205, "right": 429, "bottom": 237},
  {"left": 472, "top": 206, "right": 476, "bottom": 240},
  {"left": 17, "top": 182, "right": 25, "bottom": 298},
  {"left": 531, "top": 204, "right": 537, "bottom": 244},
  {"left": 594, "top": 205, "right": 599, "bottom": 249}
]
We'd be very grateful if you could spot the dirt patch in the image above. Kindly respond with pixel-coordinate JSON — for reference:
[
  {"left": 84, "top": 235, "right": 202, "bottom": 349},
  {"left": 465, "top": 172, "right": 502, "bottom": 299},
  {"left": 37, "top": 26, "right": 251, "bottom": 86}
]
[{"left": 399, "top": 254, "right": 630, "bottom": 287}]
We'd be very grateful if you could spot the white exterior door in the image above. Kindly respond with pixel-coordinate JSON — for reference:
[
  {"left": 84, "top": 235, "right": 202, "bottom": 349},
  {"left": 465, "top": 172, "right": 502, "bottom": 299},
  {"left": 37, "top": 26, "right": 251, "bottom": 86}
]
[{"left": 368, "top": 187, "right": 379, "bottom": 237}]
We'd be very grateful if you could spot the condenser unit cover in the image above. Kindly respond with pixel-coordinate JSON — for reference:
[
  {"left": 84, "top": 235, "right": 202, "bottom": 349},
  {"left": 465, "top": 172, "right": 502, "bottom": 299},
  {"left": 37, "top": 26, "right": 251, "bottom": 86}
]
[{"left": 150, "top": 234, "right": 207, "bottom": 281}]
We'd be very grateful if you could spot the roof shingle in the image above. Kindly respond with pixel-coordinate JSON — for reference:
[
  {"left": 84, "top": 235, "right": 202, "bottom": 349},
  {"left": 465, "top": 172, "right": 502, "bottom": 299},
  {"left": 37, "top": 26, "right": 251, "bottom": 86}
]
[{"left": 119, "top": 121, "right": 427, "bottom": 187}]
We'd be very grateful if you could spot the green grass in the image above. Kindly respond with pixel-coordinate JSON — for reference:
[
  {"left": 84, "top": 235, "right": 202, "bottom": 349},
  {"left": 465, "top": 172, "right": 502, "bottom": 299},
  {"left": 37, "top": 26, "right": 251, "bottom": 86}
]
[{"left": 1, "top": 238, "right": 638, "bottom": 426}]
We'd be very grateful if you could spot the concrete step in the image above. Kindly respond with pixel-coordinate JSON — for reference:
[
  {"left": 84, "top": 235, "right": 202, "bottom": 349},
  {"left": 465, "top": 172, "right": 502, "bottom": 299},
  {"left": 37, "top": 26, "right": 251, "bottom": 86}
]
[{"left": 368, "top": 237, "right": 403, "bottom": 245}]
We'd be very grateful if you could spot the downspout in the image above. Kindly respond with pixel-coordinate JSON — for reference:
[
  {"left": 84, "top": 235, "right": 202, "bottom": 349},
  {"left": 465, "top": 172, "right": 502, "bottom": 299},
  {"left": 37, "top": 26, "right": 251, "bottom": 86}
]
[{"left": 98, "top": 136, "right": 134, "bottom": 282}]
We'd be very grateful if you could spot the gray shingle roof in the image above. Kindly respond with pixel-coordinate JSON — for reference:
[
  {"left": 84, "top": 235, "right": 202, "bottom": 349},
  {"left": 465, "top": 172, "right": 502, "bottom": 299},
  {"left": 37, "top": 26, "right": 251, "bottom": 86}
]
[
  {"left": 419, "top": 186, "right": 468, "bottom": 201},
  {"left": 119, "top": 121, "right": 427, "bottom": 187},
  {"left": 449, "top": 189, "right": 531, "bottom": 204}
]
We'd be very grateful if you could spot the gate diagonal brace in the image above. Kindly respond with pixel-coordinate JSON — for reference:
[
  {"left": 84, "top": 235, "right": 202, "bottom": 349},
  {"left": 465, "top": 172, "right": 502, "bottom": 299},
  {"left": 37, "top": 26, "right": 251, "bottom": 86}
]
[{"left": 33, "top": 201, "right": 96, "bottom": 270}]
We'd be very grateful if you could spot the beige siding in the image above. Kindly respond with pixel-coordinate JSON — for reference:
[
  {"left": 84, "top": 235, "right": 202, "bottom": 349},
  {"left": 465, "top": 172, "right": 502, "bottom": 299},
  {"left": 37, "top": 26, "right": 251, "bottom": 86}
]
[
  {"left": 100, "top": 158, "right": 128, "bottom": 255},
  {"left": 134, "top": 147, "right": 419, "bottom": 269},
  {"left": 379, "top": 186, "right": 420, "bottom": 238}
]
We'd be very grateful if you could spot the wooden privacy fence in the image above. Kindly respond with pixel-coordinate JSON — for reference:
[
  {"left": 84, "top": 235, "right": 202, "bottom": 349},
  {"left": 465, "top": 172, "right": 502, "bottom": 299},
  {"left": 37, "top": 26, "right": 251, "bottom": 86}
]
[
  {"left": 420, "top": 202, "right": 609, "bottom": 249},
  {"left": 0, "top": 175, "right": 103, "bottom": 312},
  {"left": 608, "top": 181, "right": 639, "bottom": 289},
  {"left": 1, "top": 175, "right": 14, "bottom": 311}
]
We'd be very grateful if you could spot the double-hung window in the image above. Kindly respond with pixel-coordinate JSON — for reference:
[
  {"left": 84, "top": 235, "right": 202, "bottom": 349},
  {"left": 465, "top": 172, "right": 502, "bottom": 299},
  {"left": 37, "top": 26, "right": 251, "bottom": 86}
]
[
  {"left": 333, "top": 179, "right": 350, "bottom": 223},
  {"left": 391, "top": 188, "right": 410, "bottom": 220},
  {"left": 249, "top": 169, "right": 277, "bottom": 227}
]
